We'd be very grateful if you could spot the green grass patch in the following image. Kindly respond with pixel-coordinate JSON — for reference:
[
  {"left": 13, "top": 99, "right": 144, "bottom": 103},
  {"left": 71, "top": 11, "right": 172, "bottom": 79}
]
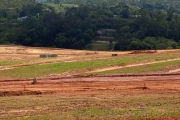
[
  {"left": 62, "top": 4, "right": 77, "bottom": 7},
  {"left": 43, "top": 3, "right": 62, "bottom": 12},
  {"left": 0, "top": 59, "right": 129, "bottom": 79},
  {"left": 43, "top": 3, "right": 77, "bottom": 12},
  {"left": 1, "top": 52, "right": 180, "bottom": 79},
  {"left": 91, "top": 59, "right": 180, "bottom": 75},
  {"left": 86, "top": 41, "right": 114, "bottom": 51},
  {"left": 0, "top": 60, "right": 21, "bottom": 66}
]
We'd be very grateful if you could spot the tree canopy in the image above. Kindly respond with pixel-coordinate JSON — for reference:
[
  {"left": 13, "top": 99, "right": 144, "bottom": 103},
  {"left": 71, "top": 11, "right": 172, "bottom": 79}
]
[{"left": 1, "top": 0, "right": 180, "bottom": 50}]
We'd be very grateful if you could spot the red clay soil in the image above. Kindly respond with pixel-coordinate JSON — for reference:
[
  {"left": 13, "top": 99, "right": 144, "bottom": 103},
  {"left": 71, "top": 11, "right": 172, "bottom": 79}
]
[
  {"left": 0, "top": 75, "right": 180, "bottom": 96},
  {"left": 0, "top": 74, "right": 180, "bottom": 120}
]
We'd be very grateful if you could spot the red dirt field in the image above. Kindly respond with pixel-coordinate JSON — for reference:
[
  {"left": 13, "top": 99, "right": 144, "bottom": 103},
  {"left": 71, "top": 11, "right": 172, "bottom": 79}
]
[
  {"left": 1, "top": 46, "right": 180, "bottom": 97},
  {"left": 0, "top": 75, "right": 180, "bottom": 119},
  {"left": 0, "top": 74, "right": 180, "bottom": 96}
]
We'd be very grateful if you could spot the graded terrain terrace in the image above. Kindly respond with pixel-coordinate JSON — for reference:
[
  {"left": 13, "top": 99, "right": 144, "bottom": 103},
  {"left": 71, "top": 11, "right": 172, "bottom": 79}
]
[{"left": 0, "top": 45, "right": 180, "bottom": 120}]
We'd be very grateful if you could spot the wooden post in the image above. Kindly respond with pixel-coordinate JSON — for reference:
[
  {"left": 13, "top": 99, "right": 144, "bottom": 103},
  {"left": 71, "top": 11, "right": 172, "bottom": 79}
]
[
  {"left": 23, "top": 85, "right": 26, "bottom": 91},
  {"left": 32, "top": 78, "right": 37, "bottom": 84}
]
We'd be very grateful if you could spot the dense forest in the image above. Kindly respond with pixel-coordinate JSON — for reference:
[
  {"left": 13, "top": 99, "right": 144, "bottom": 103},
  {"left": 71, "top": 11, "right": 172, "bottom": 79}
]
[{"left": 1, "top": 0, "right": 180, "bottom": 50}]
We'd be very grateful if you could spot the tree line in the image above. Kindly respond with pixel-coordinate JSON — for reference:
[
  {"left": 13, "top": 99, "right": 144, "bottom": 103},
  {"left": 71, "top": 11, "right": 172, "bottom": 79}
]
[{"left": 1, "top": 1, "right": 180, "bottom": 50}]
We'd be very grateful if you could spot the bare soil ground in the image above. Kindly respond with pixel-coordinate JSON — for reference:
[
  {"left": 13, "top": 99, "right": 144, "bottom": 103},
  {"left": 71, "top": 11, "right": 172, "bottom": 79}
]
[
  {"left": 1, "top": 46, "right": 180, "bottom": 119},
  {"left": 0, "top": 45, "right": 127, "bottom": 70},
  {"left": 0, "top": 75, "right": 180, "bottom": 120},
  {"left": 0, "top": 75, "right": 180, "bottom": 97}
]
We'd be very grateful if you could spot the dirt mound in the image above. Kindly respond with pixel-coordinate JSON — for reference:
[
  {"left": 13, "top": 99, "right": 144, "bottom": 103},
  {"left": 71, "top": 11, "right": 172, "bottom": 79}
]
[
  {"left": 129, "top": 50, "right": 157, "bottom": 54},
  {"left": 0, "top": 90, "right": 42, "bottom": 96}
]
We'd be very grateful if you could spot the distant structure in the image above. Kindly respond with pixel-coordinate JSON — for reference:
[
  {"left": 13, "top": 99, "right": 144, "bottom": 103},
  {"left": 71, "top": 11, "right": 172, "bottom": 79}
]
[
  {"left": 17, "top": 16, "right": 28, "bottom": 22},
  {"left": 37, "top": 13, "right": 40, "bottom": 18},
  {"left": 96, "top": 29, "right": 116, "bottom": 37},
  {"left": 36, "top": 0, "right": 66, "bottom": 2},
  {"left": 130, "top": 15, "right": 141, "bottom": 18},
  {"left": 113, "top": 15, "right": 118, "bottom": 17},
  {"left": 36, "top": 0, "right": 48, "bottom": 2},
  {"left": 95, "top": 29, "right": 117, "bottom": 44}
]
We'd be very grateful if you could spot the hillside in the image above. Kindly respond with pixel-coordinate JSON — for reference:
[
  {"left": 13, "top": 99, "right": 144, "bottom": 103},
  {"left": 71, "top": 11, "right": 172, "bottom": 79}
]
[
  {"left": 55, "top": 0, "right": 180, "bottom": 13},
  {"left": 37, "top": 0, "right": 47, "bottom": 2},
  {"left": 0, "top": 0, "right": 35, "bottom": 9},
  {"left": 127, "top": 0, "right": 180, "bottom": 13},
  {"left": 1, "top": 0, "right": 180, "bottom": 51},
  {"left": 0, "top": 46, "right": 180, "bottom": 119}
]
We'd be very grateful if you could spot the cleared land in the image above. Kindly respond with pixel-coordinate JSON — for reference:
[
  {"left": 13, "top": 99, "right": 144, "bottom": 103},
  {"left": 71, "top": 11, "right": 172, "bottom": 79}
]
[
  {"left": 0, "top": 45, "right": 180, "bottom": 120},
  {"left": 43, "top": 3, "right": 77, "bottom": 12}
]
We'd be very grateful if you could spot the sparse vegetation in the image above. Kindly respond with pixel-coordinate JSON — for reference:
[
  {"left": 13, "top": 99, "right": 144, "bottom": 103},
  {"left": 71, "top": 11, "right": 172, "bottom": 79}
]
[
  {"left": 90, "top": 59, "right": 180, "bottom": 75},
  {"left": 1, "top": 94, "right": 180, "bottom": 119},
  {"left": 1, "top": 0, "right": 180, "bottom": 119},
  {"left": 0, "top": 46, "right": 180, "bottom": 120},
  {"left": 1, "top": 51, "right": 180, "bottom": 79},
  {"left": 0, "top": 60, "right": 21, "bottom": 66}
]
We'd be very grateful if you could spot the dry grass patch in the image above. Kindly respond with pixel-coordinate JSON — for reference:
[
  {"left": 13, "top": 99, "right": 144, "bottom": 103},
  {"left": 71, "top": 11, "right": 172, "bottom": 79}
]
[{"left": 0, "top": 93, "right": 180, "bottom": 120}]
